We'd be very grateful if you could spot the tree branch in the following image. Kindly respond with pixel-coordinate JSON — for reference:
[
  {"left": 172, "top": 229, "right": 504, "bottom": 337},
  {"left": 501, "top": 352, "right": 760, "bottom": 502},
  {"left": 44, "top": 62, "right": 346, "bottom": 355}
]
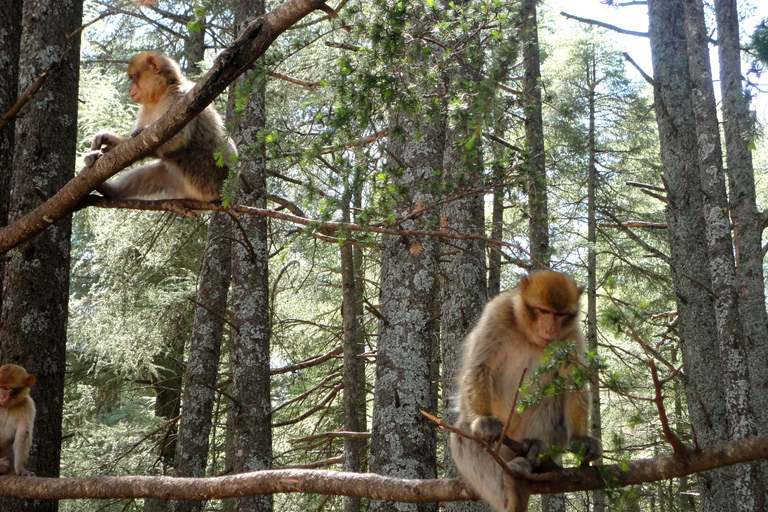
[
  {"left": 2, "top": 434, "right": 768, "bottom": 500},
  {"left": 0, "top": 0, "right": 334, "bottom": 255}
]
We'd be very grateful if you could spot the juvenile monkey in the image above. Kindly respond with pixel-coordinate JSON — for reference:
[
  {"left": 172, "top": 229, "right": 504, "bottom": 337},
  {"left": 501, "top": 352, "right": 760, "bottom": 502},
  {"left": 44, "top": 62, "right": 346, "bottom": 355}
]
[
  {"left": 0, "top": 364, "right": 36, "bottom": 477},
  {"left": 84, "top": 51, "right": 235, "bottom": 201},
  {"left": 450, "top": 270, "right": 601, "bottom": 512}
]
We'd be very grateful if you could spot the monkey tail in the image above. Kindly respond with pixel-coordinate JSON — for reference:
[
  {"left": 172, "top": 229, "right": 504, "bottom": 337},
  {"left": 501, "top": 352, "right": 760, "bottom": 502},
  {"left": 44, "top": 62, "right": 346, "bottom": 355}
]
[{"left": 450, "top": 432, "right": 531, "bottom": 512}]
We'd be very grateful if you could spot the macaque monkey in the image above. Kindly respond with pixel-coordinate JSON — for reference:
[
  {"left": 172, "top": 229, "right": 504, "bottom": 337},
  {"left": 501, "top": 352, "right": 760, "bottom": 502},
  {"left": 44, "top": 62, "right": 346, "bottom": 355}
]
[
  {"left": 450, "top": 270, "right": 601, "bottom": 512},
  {"left": 84, "top": 51, "right": 235, "bottom": 201},
  {"left": 0, "top": 364, "right": 36, "bottom": 477}
]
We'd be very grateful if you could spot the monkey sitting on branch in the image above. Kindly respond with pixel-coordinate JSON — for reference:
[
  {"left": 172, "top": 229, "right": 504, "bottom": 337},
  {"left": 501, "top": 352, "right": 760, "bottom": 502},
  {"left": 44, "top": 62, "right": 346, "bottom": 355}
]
[
  {"left": 451, "top": 270, "right": 601, "bottom": 512},
  {"left": 84, "top": 52, "right": 236, "bottom": 202},
  {"left": 0, "top": 364, "right": 36, "bottom": 477}
]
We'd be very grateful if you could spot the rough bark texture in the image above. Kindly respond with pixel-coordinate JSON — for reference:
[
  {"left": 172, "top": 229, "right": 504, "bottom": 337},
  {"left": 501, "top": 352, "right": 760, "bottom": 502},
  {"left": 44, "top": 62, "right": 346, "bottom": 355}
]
[
  {"left": 170, "top": 212, "right": 232, "bottom": 512},
  {"left": 520, "top": 0, "right": 549, "bottom": 268},
  {"left": 714, "top": 0, "right": 768, "bottom": 460},
  {"left": 145, "top": 311, "right": 188, "bottom": 512},
  {"left": 340, "top": 171, "right": 367, "bottom": 512},
  {"left": 586, "top": 74, "right": 605, "bottom": 512},
  {"left": 228, "top": 1, "right": 272, "bottom": 511},
  {"left": 0, "top": 0, "right": 82, "bottom": 510},
  {"left": 647, "top": 0, "right": 734, "bottom": 509},
  {"left": 681, "top": 1, "right": 764, "bottom": 509},
  {"left": 0, "top": 0, "right": 22, "bottom": 298},
  {"left": 439, "top": 27, "right": 488, "bottom": 512},
  {"left": 0, "top": 0, "right": 22, "bottom": 147},
  {"left": 369, "top": 105, "right": 443, "bottom": 512}
]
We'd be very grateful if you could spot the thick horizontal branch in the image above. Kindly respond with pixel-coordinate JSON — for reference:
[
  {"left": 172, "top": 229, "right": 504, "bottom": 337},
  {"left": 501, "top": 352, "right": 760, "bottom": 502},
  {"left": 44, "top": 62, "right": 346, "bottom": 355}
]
[
  {"left": 0, "top": 0, "right": 332, "bottom": 255},
  {"left": 2, "top": 434, "right": 768, "bottom": 501}
]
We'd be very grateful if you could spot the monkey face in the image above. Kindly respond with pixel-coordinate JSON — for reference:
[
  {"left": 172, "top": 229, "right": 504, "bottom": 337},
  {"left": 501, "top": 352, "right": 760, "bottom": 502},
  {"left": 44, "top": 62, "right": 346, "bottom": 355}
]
[{"left": 525, "top": 302, "right": 576, "bottom": 347}]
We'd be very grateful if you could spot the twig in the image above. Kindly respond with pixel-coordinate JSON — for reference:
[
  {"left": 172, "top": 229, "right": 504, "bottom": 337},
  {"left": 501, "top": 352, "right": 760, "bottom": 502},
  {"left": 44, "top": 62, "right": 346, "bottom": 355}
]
[{"left": 648, "top": 358, "right": 689, "bottom": 457}]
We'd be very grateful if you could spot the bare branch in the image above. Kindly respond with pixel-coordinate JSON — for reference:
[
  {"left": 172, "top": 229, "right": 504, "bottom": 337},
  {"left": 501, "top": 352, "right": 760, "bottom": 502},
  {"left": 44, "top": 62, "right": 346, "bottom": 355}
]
[
  {"left": 1, "top": 433, "right": 768, "bottom": 500},
  {"left": 560, "top": 11, "right": 648, "bottom": 38}
]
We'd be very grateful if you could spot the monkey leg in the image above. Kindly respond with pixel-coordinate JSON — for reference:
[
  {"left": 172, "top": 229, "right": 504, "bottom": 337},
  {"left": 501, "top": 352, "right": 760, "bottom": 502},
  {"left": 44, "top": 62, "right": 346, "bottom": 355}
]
[
  {"left": 99, "top": 160, "right": 193, "bottom": 200},
  {"left": 450, "top": 432, "right": 531, "bottom": 512}
]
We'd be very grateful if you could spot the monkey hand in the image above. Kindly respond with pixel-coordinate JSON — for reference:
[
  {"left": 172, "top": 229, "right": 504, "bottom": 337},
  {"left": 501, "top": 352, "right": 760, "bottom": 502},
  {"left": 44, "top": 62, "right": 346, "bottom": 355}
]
[
  {"left": 16, "top": 468, "right": 35, "bottom": 477},
  {"left": 507, "top": 456, "right": 533, "bottom": 478},
  {"left": 91, "top": 131, "right": 125, "bottom": 152},
  {"left": 470, "top": 416, "right": 505, "bottom": 444},
  {"left": 131, "top": 125, "right": 148, "bottom": 138},
  {"left": 84, "top": 150, "right": 103, "bottom": 167},
  {"left": 570, "top": 435, "right": 602, "bottom": 466},
  {"left": 521, "top": 438, "right": 552, "bottom": 469},
  {"left": 0, "top": 457, "right": 11, "bottom": 474}
]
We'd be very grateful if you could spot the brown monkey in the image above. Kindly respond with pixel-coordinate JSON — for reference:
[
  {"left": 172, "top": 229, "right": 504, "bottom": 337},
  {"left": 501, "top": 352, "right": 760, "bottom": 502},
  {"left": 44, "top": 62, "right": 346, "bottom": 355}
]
[
  {"left": 0, "top": 364, "right": 36, "bottom": 477},
  {"left": 84, "top": 51, "right": 235, "bottom": 201},
  {"left": 450, "top": 270, "right": 601, "bottom": 512}
]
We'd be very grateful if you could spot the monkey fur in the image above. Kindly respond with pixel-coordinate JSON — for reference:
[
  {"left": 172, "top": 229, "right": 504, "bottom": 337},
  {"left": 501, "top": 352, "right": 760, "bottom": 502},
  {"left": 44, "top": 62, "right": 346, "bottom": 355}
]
[
  {"left": 84, "top": 51, "right": 236, "bottom": 201},
  {"left": 450, "top": 270, "right": 601, "bottom": 512},
  {"left": 0, "top": 364, "right": 36, "bottom": 477}
]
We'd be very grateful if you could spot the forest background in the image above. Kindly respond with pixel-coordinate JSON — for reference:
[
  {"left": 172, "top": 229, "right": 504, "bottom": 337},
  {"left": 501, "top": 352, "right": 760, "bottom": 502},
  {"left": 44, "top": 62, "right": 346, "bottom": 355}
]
[{"left": 2, "top": 0, "right": 768, "bottom": 511}]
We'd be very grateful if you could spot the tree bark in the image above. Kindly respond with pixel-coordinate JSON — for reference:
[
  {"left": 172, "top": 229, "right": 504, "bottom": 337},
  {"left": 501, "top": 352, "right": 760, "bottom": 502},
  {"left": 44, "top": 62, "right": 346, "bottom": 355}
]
[
  {"left": 586, "top": 63, "right": 605, "bottom": 512},
  {"left": 368, "top": 12, "right": 443, "bottom": 507},
  {"left": 228, "top": 0, "right": 272, "bottom": 510},
  {"left": 681, "top": 1, "right": 764, "bottom": 509},
  {"left": 2, "top": 433, "right": 768, "bottom": 501},
  {"left": 0, "top": 0, "right": 23, "bottom": 307},
  {"left": 520, "top": 0, "right": 549, "bottom": 268},
  {"left": 0, "top": 0, "right": 83, "bottom": 510},
  {"left": 169, "top": 212, "right": 232, "bottom": 512},
  {"left": 439, "top": 14, "right": 488, "bottom": 512},
  {"left": 714, "top": 1, "right": 768, "bottom": 473},
  {"left": 340, "top": 168, "right": 367, "bottom": 512},
  {"left": 647, "top": 0, "right": 735, "bottom": 509}
]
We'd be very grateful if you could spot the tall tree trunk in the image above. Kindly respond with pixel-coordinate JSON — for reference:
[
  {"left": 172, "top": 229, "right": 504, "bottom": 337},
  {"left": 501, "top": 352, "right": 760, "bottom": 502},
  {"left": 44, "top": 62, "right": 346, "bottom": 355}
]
[
  {"left": 439, "top": 19, "right": 488, "bottom": 512},
  {"left": 184, "top": 14, "right": 206, "bottom": 78},
  {"left": 144, "top": 310, "right": 188, "bottom": 512},
  {"left": 169, "top": 213, "right": 232, "bottom": 512},
  {"left": 647, "top": 0, "right": 735, "bottom": 510},
  {"left": 714, "top": 3, "right": 768, "bottom": 480},
  {"left": 0, "top": 0, "right": 23, "bottom": 308},
  {"left": 369, "top": 18, "right": 443, "bottom": 504},
  {"left": 228, "top": 1, "right": 272, "bottom": 511},
  {"left": 0, "top": 0, "right": 82, "bottom": 511},
  {"left": 341, "top": 169, "right": 367, "bottom": 512},
  {"left": 586, "top": 62, "right": 605, "bottom": 512},
  {"left": 520, "top": 0, "right": 549, "bottom": 269},
  {"left": 681, "top": 1, "right": 764, "bottom": 509}
]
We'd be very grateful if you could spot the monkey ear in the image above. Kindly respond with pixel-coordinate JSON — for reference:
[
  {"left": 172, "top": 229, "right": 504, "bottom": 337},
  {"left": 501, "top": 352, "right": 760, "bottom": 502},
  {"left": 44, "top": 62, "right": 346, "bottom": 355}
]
[
  {"left": 577, "top": 285, "right": 585, "bottom": 297},
  {"left": 147, "top": 56, "right": 162, "bottom": 74},
  {"left": 520, "top": 274, "right": 531, "bottom": 291},
  {"left": 25, "top": 375, "right": 36, "bottom": 388}
]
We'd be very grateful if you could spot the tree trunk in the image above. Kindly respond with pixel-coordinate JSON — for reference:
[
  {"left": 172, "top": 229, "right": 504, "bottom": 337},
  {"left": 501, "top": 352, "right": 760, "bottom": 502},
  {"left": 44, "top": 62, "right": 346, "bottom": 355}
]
[
  {"left": 228, "top": 1, "right": 272, "bottom": 511},
  {"left": 647, "top": 0, "right": 735, "bottom": 509},
  {"left": 520, "top": 0, "right": 549, "bottom": 269},
  {"left": 144, "top": 310, "right": 188, "bottom": 512},
  {"left": 368, "top": 30, "right": 443, "bottom": 507},
  {"left": 439, "top": 21, "right": 488, "bottom": 512},
  {"left": 0, "top": 0, "right": 82, "bottom": 510},
  {"left": 714, "top": 0, "right": 768, "bottom": 470},
  {"left": 586, "top": 64, "right": 605, "bottom": 512},
  {"left": 0, "top": 0, "right": 23, "bottom": 308},
  {"left": 169, "top": 212, "right": 232, "bottom": 512},
  {"left": 340, "top": 169, "right": 367, "bottom": 512},
  {"left": 681, "top": 1, "right": 764, "bottom": 509}
]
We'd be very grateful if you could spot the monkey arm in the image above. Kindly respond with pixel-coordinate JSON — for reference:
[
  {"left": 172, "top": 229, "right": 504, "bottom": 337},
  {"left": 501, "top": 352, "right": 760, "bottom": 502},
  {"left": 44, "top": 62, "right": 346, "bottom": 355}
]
[{"left": 12, "top": 418, "right": 32, "bottom": 475}]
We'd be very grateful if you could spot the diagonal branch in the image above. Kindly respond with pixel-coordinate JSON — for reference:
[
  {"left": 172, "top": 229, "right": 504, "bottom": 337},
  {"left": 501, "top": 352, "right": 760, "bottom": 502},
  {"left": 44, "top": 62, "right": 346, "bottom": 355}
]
[{"left": 0, "top": 0, "right": 335, "bottom": 255}]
